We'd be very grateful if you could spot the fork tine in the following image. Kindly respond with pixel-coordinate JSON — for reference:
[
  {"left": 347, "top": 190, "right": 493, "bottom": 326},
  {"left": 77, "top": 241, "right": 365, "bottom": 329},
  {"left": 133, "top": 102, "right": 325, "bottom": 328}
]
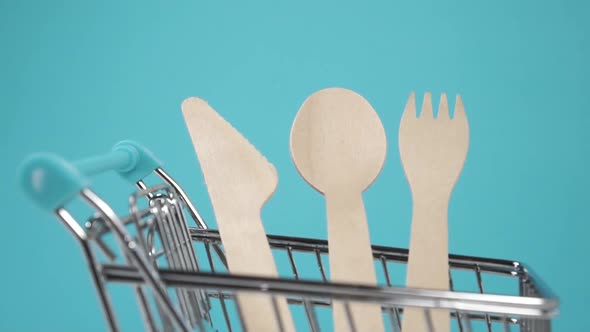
[
  {"left": 454, "top": 95, "right": 467, "bottom": 121},
  {"left": 402, "top": 91, "right": 417, "bottom": 119},
  {"left": 438, "top": 93, "right": 450, "bottom": 120},
  {"left": 420, "top": 92, "right": 433, "bottom": 119}
]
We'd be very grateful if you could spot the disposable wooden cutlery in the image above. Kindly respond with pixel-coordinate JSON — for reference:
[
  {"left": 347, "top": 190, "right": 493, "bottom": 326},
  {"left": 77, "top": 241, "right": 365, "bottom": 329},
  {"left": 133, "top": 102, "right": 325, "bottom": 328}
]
[
  {"left": 398, "top": 92, "right": 469, "bottom": 332},
  {"left": 181, "top": 97, "right": 296, "bottom": 332},
  {"left": 290, "top": 88, "right": 386, "bottom": 332}
]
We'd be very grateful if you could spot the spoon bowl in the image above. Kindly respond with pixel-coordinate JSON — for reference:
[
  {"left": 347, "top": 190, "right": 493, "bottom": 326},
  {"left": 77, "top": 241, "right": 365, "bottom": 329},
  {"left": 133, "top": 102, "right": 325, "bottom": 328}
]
[{"left": 290, "top": 88, "right": 387, "bottom": 194}]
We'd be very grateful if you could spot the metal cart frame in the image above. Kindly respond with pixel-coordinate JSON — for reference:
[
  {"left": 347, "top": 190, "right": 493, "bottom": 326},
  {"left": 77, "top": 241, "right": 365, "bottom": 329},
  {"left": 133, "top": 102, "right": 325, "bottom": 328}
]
[{"left": 20, "top": 141, "right": 558, "bottom": 332}]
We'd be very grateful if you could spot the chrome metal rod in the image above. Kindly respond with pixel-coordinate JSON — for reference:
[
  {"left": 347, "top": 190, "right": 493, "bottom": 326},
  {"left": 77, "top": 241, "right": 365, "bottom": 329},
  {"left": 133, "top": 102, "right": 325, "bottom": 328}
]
[
  {"left": 57, "top": 209, "right": 121, "bottom": 332},
  {"left": 101, "top": 265, "right": 559, "bottom": 319},
  {"left": 80, "top": 189, "right": 192, "bottom": 332},
  {"left": 190, "top": 229, "right": 527, "bottom": 276},
  {"left": 156, "top": 168, "right": 228, "bottom": 268}
]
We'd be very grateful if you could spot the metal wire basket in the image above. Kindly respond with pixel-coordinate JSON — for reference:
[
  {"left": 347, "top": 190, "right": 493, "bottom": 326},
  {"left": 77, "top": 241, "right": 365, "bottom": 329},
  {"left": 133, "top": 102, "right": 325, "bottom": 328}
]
[{"left": 20, "top": 141, "right": 558, "bottom": 332}]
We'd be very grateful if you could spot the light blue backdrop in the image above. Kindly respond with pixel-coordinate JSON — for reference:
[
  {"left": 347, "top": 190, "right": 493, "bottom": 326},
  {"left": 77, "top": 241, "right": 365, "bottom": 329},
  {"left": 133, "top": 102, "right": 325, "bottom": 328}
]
[{"left": 1, "top": 0, "right": 587, "bottom": 331}]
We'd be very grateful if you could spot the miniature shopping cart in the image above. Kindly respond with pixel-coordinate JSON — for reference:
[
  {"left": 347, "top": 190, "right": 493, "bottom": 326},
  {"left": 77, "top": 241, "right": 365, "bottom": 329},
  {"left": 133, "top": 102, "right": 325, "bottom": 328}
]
[{"left": 20, "top": 141, "right": 558, "bottom": 332}]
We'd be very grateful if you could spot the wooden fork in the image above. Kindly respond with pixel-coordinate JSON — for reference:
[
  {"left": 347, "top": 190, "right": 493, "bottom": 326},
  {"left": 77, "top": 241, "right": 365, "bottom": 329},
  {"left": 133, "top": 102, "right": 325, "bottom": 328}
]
[{"left": 398, "top": 92, "right": 469, "bottom": 332}]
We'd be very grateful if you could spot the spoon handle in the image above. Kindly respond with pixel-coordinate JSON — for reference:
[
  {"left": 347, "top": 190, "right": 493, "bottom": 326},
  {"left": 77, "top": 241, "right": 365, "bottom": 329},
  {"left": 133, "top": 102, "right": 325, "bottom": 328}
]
[
  {"left": 402, "top": 195, "right": 450, "bottom": 332},
  {"left": 326, "top": 192, "right": 385, "bottom": 332}
]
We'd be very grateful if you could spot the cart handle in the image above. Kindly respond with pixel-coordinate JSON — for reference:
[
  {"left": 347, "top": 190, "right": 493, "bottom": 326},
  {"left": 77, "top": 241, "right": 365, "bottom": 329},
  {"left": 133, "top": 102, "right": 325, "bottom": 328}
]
[{"left": 20, "top": 140, "right": 162, "bottom": 211}]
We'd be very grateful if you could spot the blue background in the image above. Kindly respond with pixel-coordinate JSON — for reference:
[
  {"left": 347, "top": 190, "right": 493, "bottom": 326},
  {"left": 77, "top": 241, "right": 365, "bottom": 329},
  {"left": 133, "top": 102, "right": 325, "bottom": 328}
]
[{"left": 1, "top": 0, "right": 588, "bottom": 330}]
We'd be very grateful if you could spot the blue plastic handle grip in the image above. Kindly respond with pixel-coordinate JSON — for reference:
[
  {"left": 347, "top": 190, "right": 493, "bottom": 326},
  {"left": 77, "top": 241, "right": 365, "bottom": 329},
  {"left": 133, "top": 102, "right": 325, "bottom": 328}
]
[{"left": 19, "top": 140, "right": 162, "bottom": 211}]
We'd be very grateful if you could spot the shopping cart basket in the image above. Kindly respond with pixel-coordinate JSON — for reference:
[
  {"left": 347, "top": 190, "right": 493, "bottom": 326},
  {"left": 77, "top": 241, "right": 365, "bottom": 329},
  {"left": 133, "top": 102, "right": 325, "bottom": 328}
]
[{"left": 20, "top": 141, "right": 559, "bottom": 332}]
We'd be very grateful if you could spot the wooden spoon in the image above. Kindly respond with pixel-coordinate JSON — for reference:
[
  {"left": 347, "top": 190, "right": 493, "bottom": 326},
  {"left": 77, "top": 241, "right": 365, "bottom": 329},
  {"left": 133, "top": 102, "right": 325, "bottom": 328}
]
[
  {"left": 181, "top": 97, "right": 296, "bottom": 332},
  {"left": 290, "top": 88, "right": 386, "bottom": 332}
]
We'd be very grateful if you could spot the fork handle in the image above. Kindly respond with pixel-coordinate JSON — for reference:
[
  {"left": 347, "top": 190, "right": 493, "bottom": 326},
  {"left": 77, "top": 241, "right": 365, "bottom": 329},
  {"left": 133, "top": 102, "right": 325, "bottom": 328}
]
[{"left": 402, "top": 195, "right": 450, "bottom": 332}]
